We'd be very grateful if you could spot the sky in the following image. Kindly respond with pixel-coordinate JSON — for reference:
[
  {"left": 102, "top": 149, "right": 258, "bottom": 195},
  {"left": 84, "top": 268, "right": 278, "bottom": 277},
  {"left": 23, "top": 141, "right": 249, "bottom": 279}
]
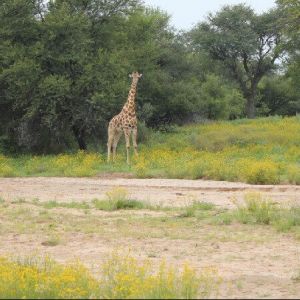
[{"left": 143, "top": 0, "right": 277, "bottom": 30}]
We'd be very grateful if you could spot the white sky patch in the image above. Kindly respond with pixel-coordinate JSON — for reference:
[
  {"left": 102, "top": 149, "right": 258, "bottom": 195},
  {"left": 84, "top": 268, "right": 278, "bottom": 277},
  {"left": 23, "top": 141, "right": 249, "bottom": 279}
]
[{"left": 143, "top": 0, "right": 276, "bottom": 30}]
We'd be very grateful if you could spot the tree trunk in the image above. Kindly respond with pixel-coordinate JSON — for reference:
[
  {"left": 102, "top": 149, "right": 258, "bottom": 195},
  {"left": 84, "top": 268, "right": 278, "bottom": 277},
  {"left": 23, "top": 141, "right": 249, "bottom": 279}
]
[
  {"left": 72, "top": 125, "right": 87, "bottom": 150},
  {"left": 246, "top": 94, "right": 256, "bottom": 119},
  {"left": 245, "top": 83, "right": 258, "bottom": 119}
]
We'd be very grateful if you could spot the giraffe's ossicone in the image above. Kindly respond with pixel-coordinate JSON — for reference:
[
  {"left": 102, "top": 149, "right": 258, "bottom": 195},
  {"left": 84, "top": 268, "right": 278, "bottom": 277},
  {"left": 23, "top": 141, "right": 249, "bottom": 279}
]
[{"left": 107, "top": 71, "right": 142, "bottom": 164}]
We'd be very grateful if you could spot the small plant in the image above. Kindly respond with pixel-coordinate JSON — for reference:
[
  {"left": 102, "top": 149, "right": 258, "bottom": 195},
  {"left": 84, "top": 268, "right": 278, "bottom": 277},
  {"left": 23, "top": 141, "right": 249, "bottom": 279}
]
[
  {"left": 273, "top": 206, "right": 300, "bottom": 232},
  {"left": 292, "top": 270, "right": 300, "bottom": 282},
  {"left": 211, "top": 212, "right": 234, "bottom": 225},
  {"left": 92, "top": 198, "right": 146, "bottom": 211},
  {"left": 41, "top": 234, "right": 61, "bottom": 247},
  {"left": 11, "top": 198, "right": 26, "bottom": 204},
  {"left": 226, "top": 193, "right": 300, "bottom": 235},
  {"left": 234, "top": 193, "right": 275, "bottom": 224},
  {"left": 105, "top": 187, "right": 129, "bottom": 202},
  {"left": 92, "top": 187, "right": 146, "bottom": 211},
  {"left": 180, "top": 201, "right": 215, "bottom": 218}
]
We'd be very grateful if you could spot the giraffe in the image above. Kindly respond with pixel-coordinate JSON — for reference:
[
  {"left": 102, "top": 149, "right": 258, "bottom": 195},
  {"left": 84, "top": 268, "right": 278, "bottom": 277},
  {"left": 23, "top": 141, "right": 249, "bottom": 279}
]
[{"left": 107, "top": 71, "right": 142, "bottom": 164}]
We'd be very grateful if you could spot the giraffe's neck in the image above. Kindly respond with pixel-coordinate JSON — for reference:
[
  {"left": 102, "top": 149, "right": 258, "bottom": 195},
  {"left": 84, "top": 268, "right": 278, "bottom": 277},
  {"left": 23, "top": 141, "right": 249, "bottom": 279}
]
[{"left": 122, "top": 79, "right": 138, "bottom": 112}]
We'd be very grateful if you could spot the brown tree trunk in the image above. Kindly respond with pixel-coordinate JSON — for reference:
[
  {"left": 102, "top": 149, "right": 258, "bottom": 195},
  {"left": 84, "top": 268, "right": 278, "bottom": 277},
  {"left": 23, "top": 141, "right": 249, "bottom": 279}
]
[
  {"left": 245, "top": 82, "right": 258, "bottom": 119},
  {"left": 246, "top": 94, "right": 256, "bottom": 119},
  {"left": 72, "top": 125, "right": 87, "bottom": 150}
]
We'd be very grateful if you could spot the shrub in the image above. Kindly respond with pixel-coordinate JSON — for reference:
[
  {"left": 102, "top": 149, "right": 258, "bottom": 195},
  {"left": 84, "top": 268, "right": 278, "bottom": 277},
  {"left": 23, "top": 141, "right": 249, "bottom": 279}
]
[
  {"left": 0, "top": 155, "right": 15, "bottom": 177},
  {"left": 99, "top": 252, "right": 222, "bottom": 299},
  {"left": 0, "top": 256, "right": 97, "bottom": 299},
  {"left": 231, "top": 193, "right": 300, "bottom": 235},
  {"left": 0, "top": 254, "right": 222, "bottom": 299},
  {"left": 93, "top": 187, "right": 146, "bottom": 211},
  {"left": 0, "top": 163, "right": 14, "bottom": 177},
  {"left": 180, "top": 201, "right": 215, "bottom": 218},
  {"left": 242, "top": 161, "right": 281, "bottom": 184},
  {"left": 234, "top": 193, "right": 276, "bottom": 224}
]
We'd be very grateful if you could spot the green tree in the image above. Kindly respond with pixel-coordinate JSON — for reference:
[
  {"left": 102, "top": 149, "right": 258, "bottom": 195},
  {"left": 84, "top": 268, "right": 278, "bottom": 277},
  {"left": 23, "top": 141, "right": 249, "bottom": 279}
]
[
  {"left": 190, "top": 4, "right": 284, "bottom": 118},
  {"left": 0, "top": 0, "right": 41, "bottom": 151},
  {"left": 199, "top": 74, "right": 245, "bottom": 120},
  {"left": 277, "top": 0, "right": 299, "bottom": 50},
  {"left": 258, "top": 75, "right": 300, "bottom": 115},
  {"left": 277, "top": 0, "right": 300, "bottom": 113}
]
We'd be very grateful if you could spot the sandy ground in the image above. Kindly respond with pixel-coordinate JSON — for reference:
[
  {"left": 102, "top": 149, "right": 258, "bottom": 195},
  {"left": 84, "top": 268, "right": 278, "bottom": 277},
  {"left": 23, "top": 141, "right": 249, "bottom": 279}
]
[
  {"left": 0, "top": 176, "right": 299, "bottom": 208},
  {"left": 1, "top": 176, "right": 300, "bottom": 298}
]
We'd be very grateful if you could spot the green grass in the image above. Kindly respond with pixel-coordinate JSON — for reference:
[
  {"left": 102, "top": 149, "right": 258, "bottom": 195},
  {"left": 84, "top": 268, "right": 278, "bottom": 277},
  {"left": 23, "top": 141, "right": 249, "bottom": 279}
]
[
  {"left": 210, "top": 193, "right": 300, "bottom": 235},
  {"left": 234, "top": 193, "right": 276, "bottom": 225},
  {"left": 40, "top": 200, "right": 91, "bottom": 210},
  {"left": 4, "top": 191, "right": 300, "bottom": 237},
  {"left": 92, "top": 198, "right": 147, "bottom": 211},
  {"left": 0, "top": 116, "right": 299, "bottom": 184},
  {"left": 180, "top": 201, "right": 215, "bottom": 218}
]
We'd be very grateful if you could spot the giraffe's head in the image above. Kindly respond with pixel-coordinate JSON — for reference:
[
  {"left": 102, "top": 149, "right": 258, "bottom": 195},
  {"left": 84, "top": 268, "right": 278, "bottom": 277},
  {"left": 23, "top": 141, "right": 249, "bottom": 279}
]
[{"left": 129, "top": 71, "right": 143, "bottom": 81}]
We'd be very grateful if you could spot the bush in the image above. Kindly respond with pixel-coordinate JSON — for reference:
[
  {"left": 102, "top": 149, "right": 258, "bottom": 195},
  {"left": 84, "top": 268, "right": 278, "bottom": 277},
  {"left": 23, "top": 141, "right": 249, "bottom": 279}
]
[
  {"left": 93, "top": 187, "right": 146, "bottom": 211},
  {"left": 0, "top": 256, "right": 97, "bottom": 299},
  {"left": 234, "top": 193, "right": 276, "bottom": 224},
  {"left": 0, "top": 254, "right": 222, "bottom": 299},
  {"left": 241, "top": 160, "right": 281, "bottom": 184},
  {"left": 99, "top": 252, "right": 222, "bottom": 299}
]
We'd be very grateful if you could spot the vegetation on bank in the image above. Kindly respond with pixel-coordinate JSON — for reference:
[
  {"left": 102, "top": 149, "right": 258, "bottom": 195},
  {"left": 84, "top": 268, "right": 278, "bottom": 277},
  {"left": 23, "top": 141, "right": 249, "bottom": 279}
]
[
  {"left": 0, "top": 0, "right": 299, "bottom": 153},
  {"left": 0, "top": 253, "right": 221, "bottom": 299},
  {"left": 0, "top": 117, "right": 299, "bottom": 184}
]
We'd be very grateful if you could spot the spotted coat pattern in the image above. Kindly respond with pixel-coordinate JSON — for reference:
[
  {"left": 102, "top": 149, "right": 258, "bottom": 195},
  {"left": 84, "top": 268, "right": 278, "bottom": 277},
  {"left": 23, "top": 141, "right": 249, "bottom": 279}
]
[{"left": 107, "top": 71, "right": 142, "bottom": 164}]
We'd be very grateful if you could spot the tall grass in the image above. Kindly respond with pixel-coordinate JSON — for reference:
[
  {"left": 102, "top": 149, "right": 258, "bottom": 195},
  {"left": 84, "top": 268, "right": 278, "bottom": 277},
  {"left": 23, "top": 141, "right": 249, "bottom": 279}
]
[
  {"left": 217, "top": 193, "right": 300, "bottom": 233},
  {"left": 92, "top": 187, "right": 147, "bottom": 211},
  {"left": 133, "top": 116, "right": 300, "bottom": 184},
  {"left": 0, "top": 116, "right": 299, "bottom": 184},
  {"left": 0, "top": 254, "right": 222, "bottom": 299},
  {"left": 234, "top": 193, "right": 276, "bottom": 225}
]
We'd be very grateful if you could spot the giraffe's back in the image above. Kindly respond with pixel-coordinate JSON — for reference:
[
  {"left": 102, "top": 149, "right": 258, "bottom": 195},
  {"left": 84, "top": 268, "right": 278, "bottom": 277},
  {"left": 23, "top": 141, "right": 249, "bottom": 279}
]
[{"left": 109, "top": 112, "right": 137, "bottom": 130}]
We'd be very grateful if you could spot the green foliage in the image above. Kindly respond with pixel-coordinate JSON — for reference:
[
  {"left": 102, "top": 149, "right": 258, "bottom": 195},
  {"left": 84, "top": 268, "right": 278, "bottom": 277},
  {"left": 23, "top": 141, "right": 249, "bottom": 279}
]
[
  {"left": 277, "top": 0, "right": 300, "bottom": 50},
  {"left": 258, "top": 75, "right": 300, "bottom": 116},
  {"left": 1, "top": 117, "right": 299, "bottom": 184},
  {"left": 190, "top": 4, "right": 284, "bottom": 118},
  {"left": 0, "top": 0, "right": 298, "bottom": 154},
  {"left": 133, "top": 116, "right": 300, "bottom": 184},
  {"left": 199, "top": 74, "right": 245, "bottom": 120}
]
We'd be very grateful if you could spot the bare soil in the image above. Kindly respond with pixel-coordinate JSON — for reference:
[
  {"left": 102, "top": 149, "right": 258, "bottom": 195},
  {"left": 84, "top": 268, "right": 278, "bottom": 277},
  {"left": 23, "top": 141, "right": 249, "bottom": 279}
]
[
  {"left": 0, "top": 176, "right": 300, "bottom": 298},
  {"left": 0, "top": 176, "right": 299, "bottom": 208}
]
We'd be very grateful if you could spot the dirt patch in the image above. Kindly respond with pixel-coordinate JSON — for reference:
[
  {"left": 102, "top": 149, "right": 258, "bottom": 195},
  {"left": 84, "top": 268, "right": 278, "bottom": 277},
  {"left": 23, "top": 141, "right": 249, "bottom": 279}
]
[
  {"left": 95, "top": 172, "right": 136, "bottom": 179},
  {"left": 1, "top": 178, "right": 300, "bottom": 298},
  {"left": 1, "top": 212, "right": 300, "bottom": 299},
  {"left": 0, "top": 177, "right": 299, "bottom": 208}
]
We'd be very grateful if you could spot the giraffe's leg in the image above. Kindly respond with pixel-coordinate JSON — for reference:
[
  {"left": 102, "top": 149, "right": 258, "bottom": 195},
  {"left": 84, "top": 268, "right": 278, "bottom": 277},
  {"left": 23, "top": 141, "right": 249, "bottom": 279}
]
[
  {"left": 112, "top": 130, "right": 122, "bottom": 162},
  {"left": 132, "top": 127, "right": 138, "bottom": 156},
  {"left": 123, "top": 128, "right": 131, "bottom": 165},
  {"left": 107, "top": 126, "right": 115, "bottom": 163}
]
